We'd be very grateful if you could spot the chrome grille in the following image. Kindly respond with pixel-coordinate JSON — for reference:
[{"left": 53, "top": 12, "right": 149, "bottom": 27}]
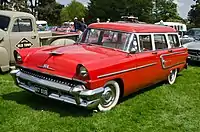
[
  {"left": 188, "top": 49, "right": 200, "bottom": 56},
  {"left": 19, "top": 67, "right": 80, "bottom": 87}
]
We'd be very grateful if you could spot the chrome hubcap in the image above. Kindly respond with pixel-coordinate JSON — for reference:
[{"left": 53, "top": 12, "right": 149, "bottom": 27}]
[
  {"left": 101, "top": 85, "right": 115, "bottom": 108},
  {"left": 170, "top": 70, "right": 176, "bottom": 82}
]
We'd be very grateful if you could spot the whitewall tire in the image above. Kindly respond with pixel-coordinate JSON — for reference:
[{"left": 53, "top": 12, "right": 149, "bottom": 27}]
[
  {"left": 98, "top": 81, "right": 120, "bottom": 112},
  {"left": 167, "top": 69, "right": 177, "bottom": 85}
]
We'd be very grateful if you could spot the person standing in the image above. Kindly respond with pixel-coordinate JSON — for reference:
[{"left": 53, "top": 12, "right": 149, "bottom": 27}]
[
  {"left": 80, "top": 17, "right": 87, "bottom": 31},
  {"left": 107, "top": 18, "right": 111, "bottom": 23},
  {"left": 74, "top": 17, "right": 80, "bottom": 32},
  {"left": 97, "top": 18, "right": 100, "bottom": 23}
]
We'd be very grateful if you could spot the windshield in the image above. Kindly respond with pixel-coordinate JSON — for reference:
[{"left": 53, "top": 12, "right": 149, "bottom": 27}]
[
  {"left": 80, "top": 28, "right": 131, "bottom": 51},
  {"left": 0, "top": 15, "right": 10, "bottom": 31}
]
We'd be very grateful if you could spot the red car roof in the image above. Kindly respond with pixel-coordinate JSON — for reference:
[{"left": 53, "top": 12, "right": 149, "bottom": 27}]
[{"left": 88, "top": 22, "right": 177, "bottom": 33}]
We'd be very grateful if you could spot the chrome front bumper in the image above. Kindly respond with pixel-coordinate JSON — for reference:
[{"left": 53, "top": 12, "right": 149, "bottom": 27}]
[
  {"left": 188, "top": 55, "right": 200, "bottom": 61},
  {"left": 10, "top": 69, "right": 104, "bottom": 109}
]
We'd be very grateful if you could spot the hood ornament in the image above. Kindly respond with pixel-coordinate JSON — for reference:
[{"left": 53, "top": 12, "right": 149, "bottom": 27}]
[{"left": 38, "top": 64, "right": 55, "bottom": 71}]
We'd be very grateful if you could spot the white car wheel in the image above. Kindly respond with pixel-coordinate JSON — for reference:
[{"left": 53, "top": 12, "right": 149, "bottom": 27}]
[
  {"left": 168, "top": 69, "right": 177, "bottom": 85},
  {"left": 98, "top": 81, "right": 120, "bottom": 112}
]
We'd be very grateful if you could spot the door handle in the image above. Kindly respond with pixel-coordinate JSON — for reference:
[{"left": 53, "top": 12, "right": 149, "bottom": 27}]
[
  {"left": 152, "top": 51, "right": 157, "bottom": 55},
  {"left": 168, "top": 49, "right": 173, "bottom": 53},
  {"left": 31, "top": 35, "right": 36, "bottom": 39}
]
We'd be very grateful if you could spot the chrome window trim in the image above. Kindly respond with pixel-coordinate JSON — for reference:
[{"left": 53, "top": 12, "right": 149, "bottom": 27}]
[
  {"left": 126, "top": 33, "right": 136, "bottom": 52},
  {"left": 136, "top": 33, "right": 153, "bottom": 52},
  {"left": 97, "top": 62, "right": 157, "bottom": 78},
  {"left": 166, "top": 33, "right": 181, "bottom": 48},
  {"left": 160, "top": 51, "right": 186, "bottom": 69},
  {"left": 135, "top": 32, "right": 180, "bottom": 52}
]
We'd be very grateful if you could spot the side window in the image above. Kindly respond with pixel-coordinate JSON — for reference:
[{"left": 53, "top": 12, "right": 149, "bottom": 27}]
[
  {"left": 154, "top": 34, "right": 168, "bottom": 50},
  {"left": 139, "top": 35, "right": 152, "bottom": 51},
  {"left": 85, "top": 29, "right": 101, "bottom": 43},
  {"left": 102, "top": 31, "right": 130, "bottom": 50},
  {"left": 12, "top": 18, "right": 33, "bottom": 32},
  {"left": 168, "top": 34, "right": 180, "bottom": 48}
]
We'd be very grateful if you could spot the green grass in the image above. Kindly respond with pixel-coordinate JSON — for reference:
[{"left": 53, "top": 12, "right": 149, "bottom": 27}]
[{"left": 1, "top": 66, "right": 200, "bottom": 132}]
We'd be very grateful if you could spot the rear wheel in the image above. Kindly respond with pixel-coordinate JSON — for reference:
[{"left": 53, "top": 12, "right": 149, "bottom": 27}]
[
  {"left": 98, "top": 81, "right": 120, "bottom": 112},
  {"left": 167, "top": 69, "right": 177, "bottom": 85}
]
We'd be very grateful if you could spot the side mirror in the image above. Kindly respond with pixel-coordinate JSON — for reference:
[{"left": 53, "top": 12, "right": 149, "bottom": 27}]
[
  {"left": 4, "top": 28, "right": 8, "bottom": 31},
  {"left": 183, "top": 35, "right": 189, "bottom": 38}
]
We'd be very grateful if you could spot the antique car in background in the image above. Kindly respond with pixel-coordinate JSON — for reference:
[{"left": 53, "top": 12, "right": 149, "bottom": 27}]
[
  {"left": 11, "top": 22, "right": 188, "bottom": 111},
  {"left": 181, "top": 28, "right": 200, "bottom": 45},
  {"left": 183, "top": 41, "right": 200, "bottom": 61},
  {"left": 185, "top": 28, "right": 200, "bottom": 40},
  {"left": 0, "top": 10, "right": 78, "bottom": 73}
]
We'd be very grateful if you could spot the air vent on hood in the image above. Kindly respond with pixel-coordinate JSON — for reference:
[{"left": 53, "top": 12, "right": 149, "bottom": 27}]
[{"left": 49, "top": 51, "right": 64, "bottom": 56}]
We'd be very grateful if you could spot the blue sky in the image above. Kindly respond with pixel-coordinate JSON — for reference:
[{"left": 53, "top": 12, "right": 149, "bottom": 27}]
[{"left": 56, "top": 0, "right": 195, "bottom": 19}]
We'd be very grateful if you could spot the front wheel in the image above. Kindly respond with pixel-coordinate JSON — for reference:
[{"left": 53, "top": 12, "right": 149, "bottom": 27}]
[
  {"left": 167, "top": 69, "right": 177, "bottom": 85},
  {"left": 98, "top": 81, "right": 120, "bottom": 112}
]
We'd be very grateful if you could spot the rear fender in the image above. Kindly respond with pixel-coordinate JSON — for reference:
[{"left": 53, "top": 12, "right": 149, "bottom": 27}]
[{"left": 0, "top": 47, "right": 9, "bottom": 72}]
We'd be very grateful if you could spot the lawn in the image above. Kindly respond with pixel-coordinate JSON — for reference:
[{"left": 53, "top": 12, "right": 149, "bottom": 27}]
[{"left": 0, "top": 66, "right": 200, "bottom": 132}]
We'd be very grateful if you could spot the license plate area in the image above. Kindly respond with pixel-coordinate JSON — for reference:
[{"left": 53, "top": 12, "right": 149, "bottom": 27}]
[{"left": 35, "top": 85, "right": 48, "bottom": 96}]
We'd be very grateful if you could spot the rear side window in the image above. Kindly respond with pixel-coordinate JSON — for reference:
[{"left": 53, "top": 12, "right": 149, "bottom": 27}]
[
  {"left": 12, "top": 18, "right": 33, "bottom": 32},
  {"left": 168, "top": 34, "right": 180, "bottom": 48},
  {"left": 139, "top": 35, "right": 152, "bottom": 51},
  {"left": 154, "top": 34, "right": 168, "bottom": 50}
]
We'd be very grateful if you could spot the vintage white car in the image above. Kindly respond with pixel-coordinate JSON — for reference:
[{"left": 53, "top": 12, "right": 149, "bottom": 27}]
[{"left": 0, "top": 10, "right": 78, "bottom": 72}]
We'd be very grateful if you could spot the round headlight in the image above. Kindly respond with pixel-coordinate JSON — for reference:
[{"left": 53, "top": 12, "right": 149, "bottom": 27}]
[
  {"left": 14, "top": 50, "right": 22, "bottom": 63},
  {"left": 79, "top": 66, "right": 88, "bottom": 77}
]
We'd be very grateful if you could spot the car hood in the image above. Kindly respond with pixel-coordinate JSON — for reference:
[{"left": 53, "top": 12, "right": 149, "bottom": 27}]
[
  {"left": 183, "top": 41, "right": 200, "bottom": 50},
  {"left": 22, "top": 44, "right": 125, "bottom": 78}
]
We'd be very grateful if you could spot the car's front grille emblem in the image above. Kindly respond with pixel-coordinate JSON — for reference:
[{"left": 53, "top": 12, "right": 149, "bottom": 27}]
[{"left": 38, "top": 64, "right": 55, "bottom": 71}]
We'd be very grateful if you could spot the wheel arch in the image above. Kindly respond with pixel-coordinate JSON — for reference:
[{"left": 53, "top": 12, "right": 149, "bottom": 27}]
[
  {"left": 0, "top": 46, "right": 9, "bottom": 72},
  {"left": 114, "top": 78, "right": 124, "bottom": 98}
]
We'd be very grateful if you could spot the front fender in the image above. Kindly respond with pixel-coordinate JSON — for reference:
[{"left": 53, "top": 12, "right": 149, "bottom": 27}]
[{"left": 0, "top": 46, "right": 9, "bottom": 72}]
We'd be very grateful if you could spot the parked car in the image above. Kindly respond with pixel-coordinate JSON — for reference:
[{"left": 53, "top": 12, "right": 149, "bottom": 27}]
[
  {"left": 181, "top": 28, "right": 200, "bottom": 45},
  {"left": 183, "top": 41, "right": 200, "bottom": 61},
  {"left": 10, "top": 22, "right": 188, "bottom": 111},
  {"left": 185, "top": 28, "right": 200, "bottom": 39},
  {"left": 0, "top": 10, "right": 78, "bottom": 72},
  {"left": 180, "top": 35, "right": 195, "bottom": 45}
]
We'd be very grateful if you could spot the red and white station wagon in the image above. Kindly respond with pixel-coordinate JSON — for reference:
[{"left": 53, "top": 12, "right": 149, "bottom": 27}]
[{"left": 11, "top": 22, "right": 188, "bottom": 111}]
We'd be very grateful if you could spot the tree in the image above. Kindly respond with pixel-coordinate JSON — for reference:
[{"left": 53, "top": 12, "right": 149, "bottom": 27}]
[
  {"left": 0, "top": 0, "right": 31, "bottom": 12},
  {"left": 0, "top": 0, "right": 9, "bottom": 10},
  {"left": 0, "top": 0, "right": 64, "bottom": 25},
  {"left": 60, "top": 0, "right": 87, "bottom": 22},
  {"left": 152, "top": 0, "right": 181, "bottom": 23},
  {"left": 9, "top": 0, "right": 30, "bottom": 12},
  {"left": 88, "top": 0, "right": 154, "bottom": 23},
  {"left": 37, "top": 0, "right": 64, "bottom": 25},
  {"left": 188, "top": 0, "right": 200, "bottom": 27},
  {"left": 87, "top": 0, "right": 180, "bottom": 23}
]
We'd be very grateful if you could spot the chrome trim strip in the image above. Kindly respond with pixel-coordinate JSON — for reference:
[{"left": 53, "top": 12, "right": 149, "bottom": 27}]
[
  {"left": 160, "top": 51, "right": 187, "bottom": 69},
  {"left": 97, "top": 62, "right": 157, "bottom": 78},
  {"left": 16, "top": 65, "right": 87, "bottom": 84},
  {"left": 38, "top": 64, "right": 55, "bottom": 71}
]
